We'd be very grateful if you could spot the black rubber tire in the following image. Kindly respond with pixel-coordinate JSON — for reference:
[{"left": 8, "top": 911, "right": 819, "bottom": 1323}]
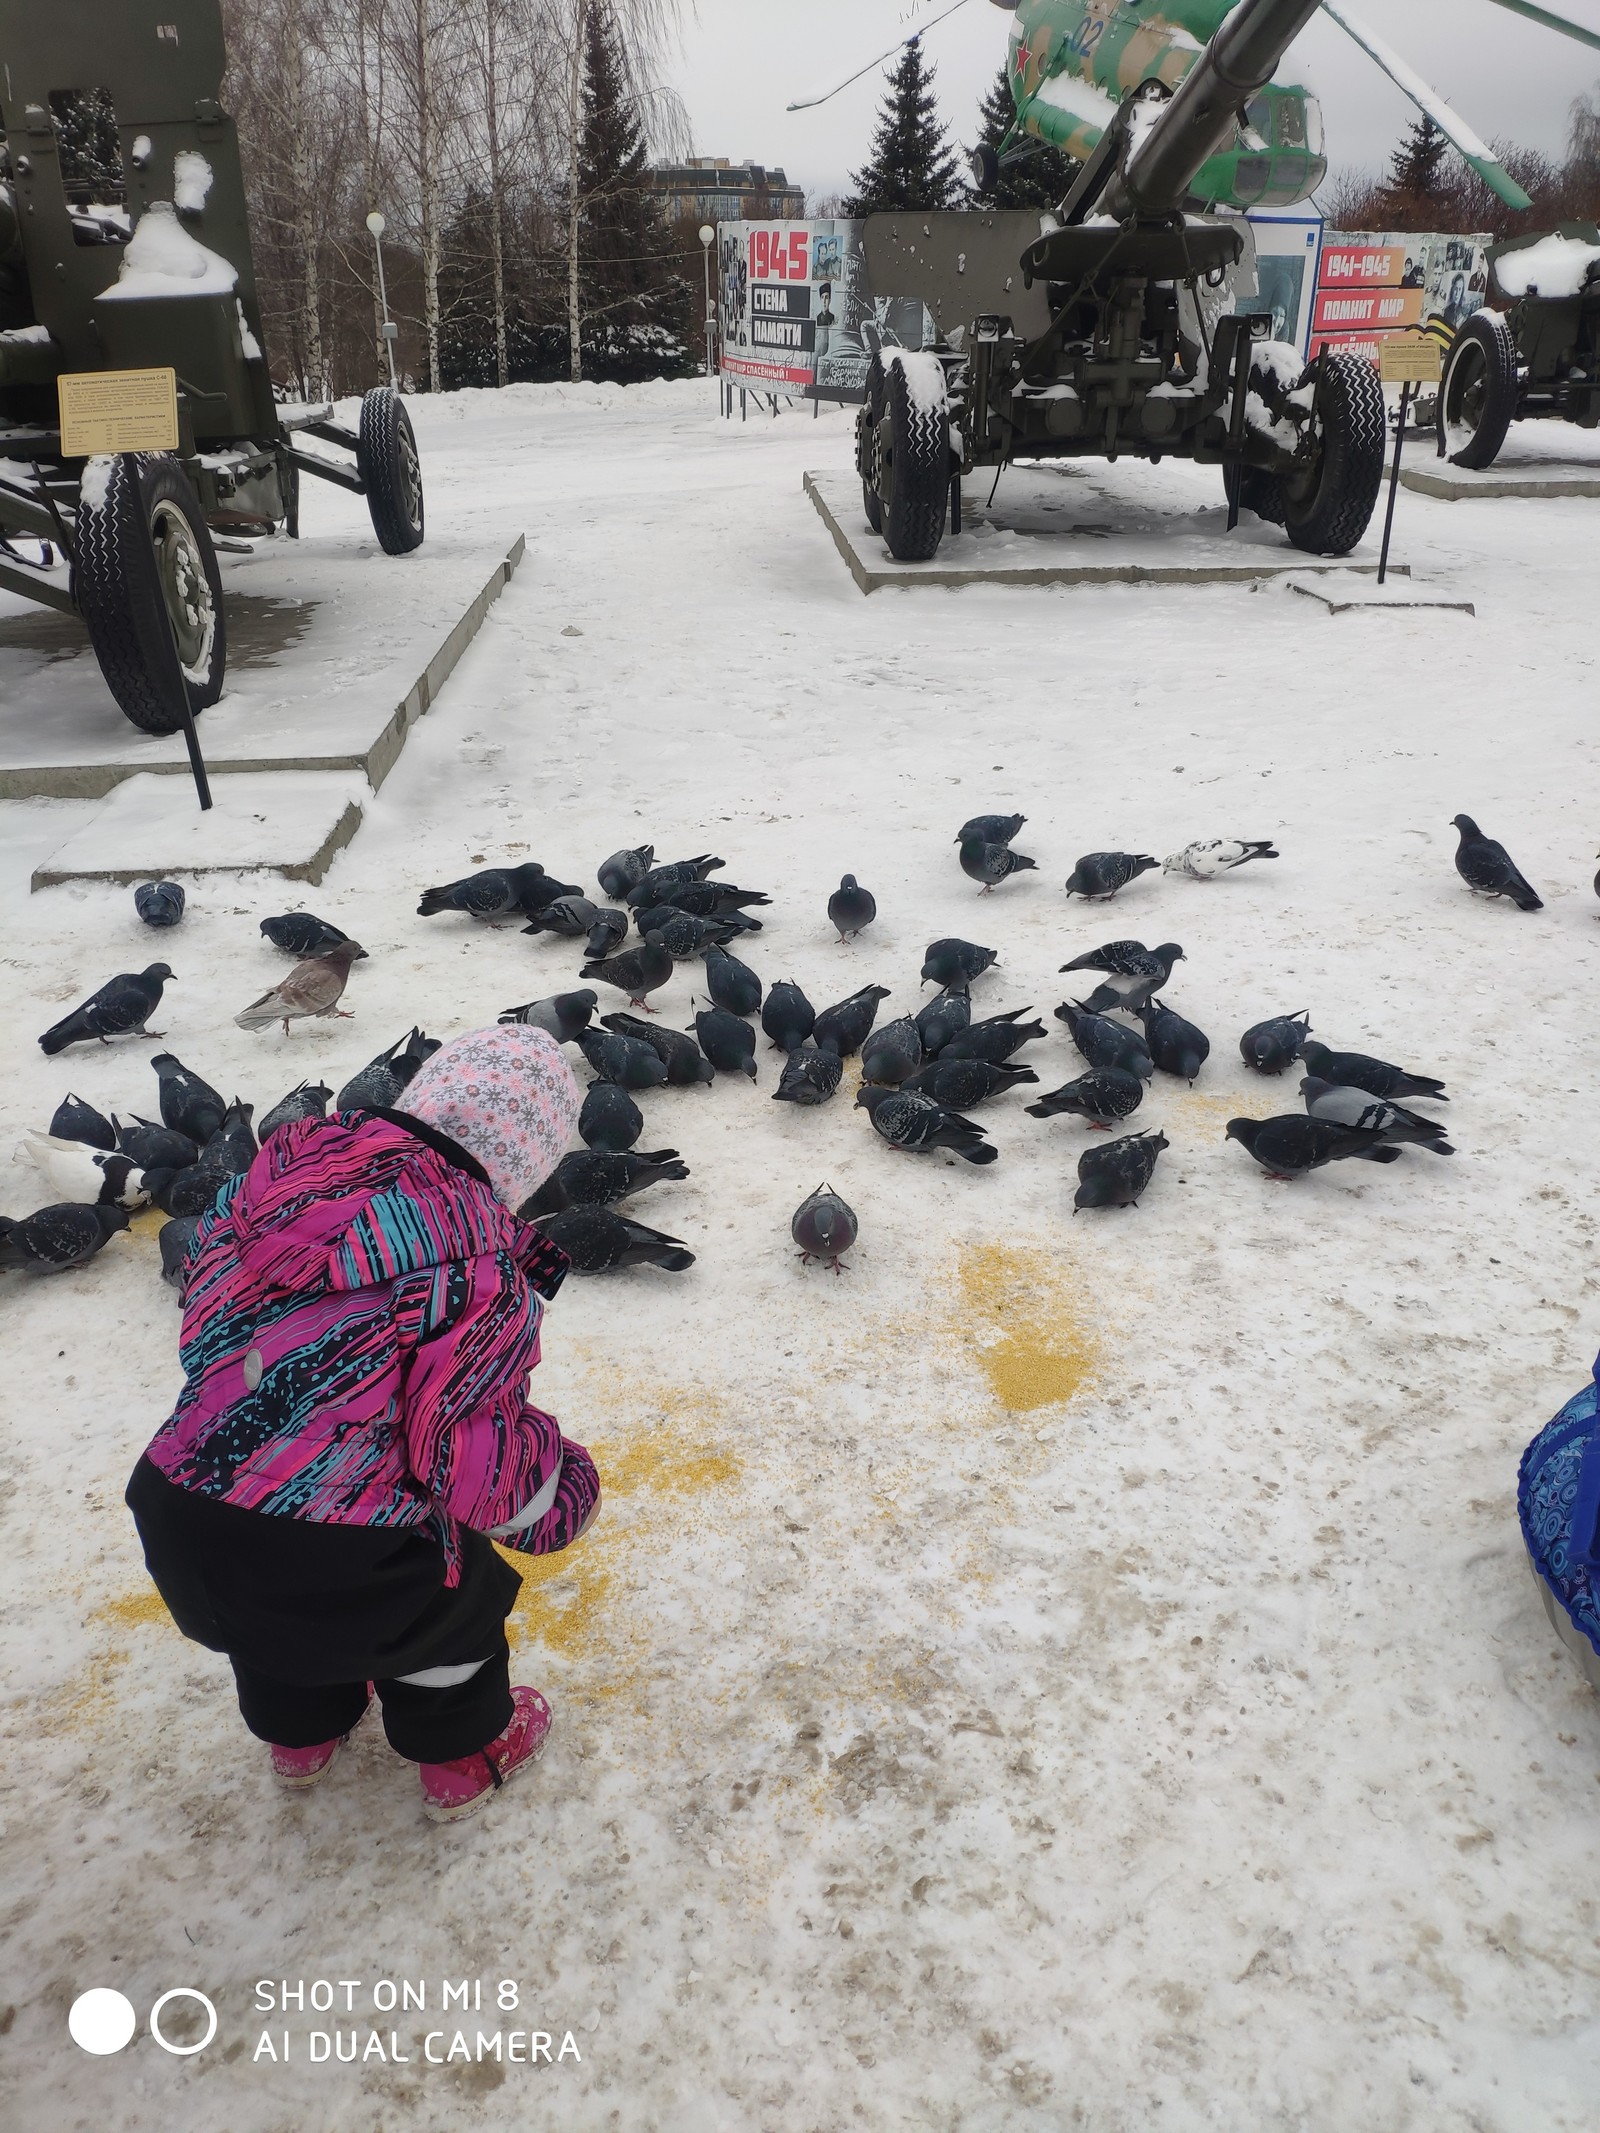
[
  {"left": 75, "top": 453, "right": 226, "bottom": 736},
  {"left": 358, "top": 386, "right": 425, "bottom": 553},
  {"left": 1283, "top": 353, "right": 1387, "bottom": 557},
  {"left": 1237, "top": 466, "right": 1286, "bottom": 524},
  {"left": 882, "top": 357, "right": 949, "bottom": 564},
  {"left": 859, "top": 356, "right": 885, "bottom": 533},
  {"left": 1436, "top": 311, "right": 1517, "bottom": 470}
]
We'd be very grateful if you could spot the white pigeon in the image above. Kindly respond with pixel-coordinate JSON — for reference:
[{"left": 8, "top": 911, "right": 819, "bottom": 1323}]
[
  {"left": 1163, "top": 838, "right": 1279, "bottom": 879},
  {"left": 22, "top": 1130, "right": 150, "bottom": 1209}
]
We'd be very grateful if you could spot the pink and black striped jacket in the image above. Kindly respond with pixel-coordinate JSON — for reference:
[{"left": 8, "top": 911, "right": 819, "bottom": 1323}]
[{"left": 141, "top": 1112, "right": 572, "bottom": 1580}]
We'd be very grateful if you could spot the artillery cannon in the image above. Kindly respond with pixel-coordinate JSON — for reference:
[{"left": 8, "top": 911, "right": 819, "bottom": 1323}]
[
  {"left": 1437, "top": 224, "right": 1600, "bottom": 469},
  {"left": 855, "top": 0, "right": 1387, "bottom": 563},
  {"left": 0, "top": 0, "right": 424, "bottom": 734}
]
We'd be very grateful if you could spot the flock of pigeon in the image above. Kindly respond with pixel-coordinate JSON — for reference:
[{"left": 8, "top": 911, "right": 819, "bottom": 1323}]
[{"left": 3, "top": 800, "right": 1535, "bottom": 1291}]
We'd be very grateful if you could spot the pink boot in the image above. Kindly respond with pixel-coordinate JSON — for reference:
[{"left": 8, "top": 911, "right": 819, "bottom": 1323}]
[
  {"left": 418, "top": 1686, "right": 551, "bottom": 1824},
  {"left": 270, "top": 1735, "right": 349, "bottom": 1789}
]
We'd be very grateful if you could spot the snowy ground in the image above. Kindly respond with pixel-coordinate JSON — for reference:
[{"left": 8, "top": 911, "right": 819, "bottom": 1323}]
[{"left": 4, "top": 379, "right": 1600, "bottom": 2131}]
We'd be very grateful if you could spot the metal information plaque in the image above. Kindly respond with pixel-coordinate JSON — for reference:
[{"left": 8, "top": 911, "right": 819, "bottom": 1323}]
[
  {"left": 1378, "top": 334, "right": 1443, "bottom": 385},
  {"left": 58, "top": 368, "right": 180, "bottom": 457}
]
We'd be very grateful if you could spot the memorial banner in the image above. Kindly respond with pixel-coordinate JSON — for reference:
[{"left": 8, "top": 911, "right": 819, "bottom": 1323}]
[{"left": 1311, "top": 231, "right": 1492, "bottom": 366}]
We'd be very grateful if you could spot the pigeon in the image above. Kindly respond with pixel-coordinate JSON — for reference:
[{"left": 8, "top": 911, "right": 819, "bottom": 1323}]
[
  {"left": 827, "top": 875, "right": 877, "bottom": 941},
  {"left": 582, "top": 911, "right": 629, "bottom": 959},
  {"left": 39, "top": 964, "right": 174, "bottom": 1053},
  {"left": 235, "top": 939, "right": 367, "bottom": 1035},
  {"left": 941, "top": 1010, "right": 1048, "bottom": 1066},
  {"left": 959, "top": 836, "right": 1038, "bottom": 891},
  {"left": 958, "top": 813, "right": 1026, "bottom": 848},
  {"left": 701, "top": 945, "right": 763, "bottom": 1018},
  {"left": 201, "top": 1100, "right": 258, "bottom": 1177},
  {"left": 1137, "top": 1000, "right": 1210, "bottom": 1084},
  {"left": 499, "top": 989, "right": 598, "bottom": 1043},
  {"left": 693, "top": 1008, "right": 757, "bottom": 1079},
  {"left": 915, "top": 984, "right": 971, "bottom": 1057},
  {"left": 260, "top": 912, "right": 349, "bottom": 957},
  {"left": 814, "top": 984, "right": 891, "bottom": 1060},
  {"left": 633, "top": 909, "right": 740, "bottom": 960},
  {"left": 158, "top": 1213, "right": 201, "bottom": 1292},
  {"left": 662, "top": 881, "right": 770, "bottom": 921},
  {"left": 1298, "top": 1041, "right": 1446, "bottom": 1104},
  {"left": 1055, "top": 999, "right": 1154, "bottom": 1079},
  {"left": 1299, "top": 1077, "right": 1454, "bottom": 1153},
  {"left": 600, "top": 1013, "right": 714, "bottom": 1087},
  {"left": 531, "top": 1206, "right": 695, "bottom": 1273},
  {"left": 855, "top": 1085, "right": 997, "bottom": 1164},
  {"left": 142, "top": 1164, "right": 233, "bottom": 1219},
  {"left": 580, "top": 932, "right": 674, "bottom": 1010},
  {"left": 134, "top": 880, "right": 185, "bottom": 928},
  {"left": 22, "top": 1133, "right": 148, "bottom": 1209},
  {"left": 576, "top": 1027, "right": 669, "bottom": 1091},
  {"left": 1451, "top": 814, "right": 1542, "bottom": 910},
  {"left": 150, "top": 1052, "right": 226, "bottom": 1144},
  {"left": 792, "top": 1183, "right": 859, "bottom": 1273},
  {"left": 1240, "top": 1011, "right": 1311, "bottom": 1076},
  {"left": 1027, "top": 1067, "right": 1146, "bottom": 1129},
  {"left": 921, "top": 938, "right": 998, "bottom": 989},
  {"left": 578, "top": 1081, "right": 644, "bottom": 1152},
  {"left": 597, "top": 845, "right": 655, "bottom": 900},
  {"left": 114, "top": 1116, "right": 200, "bottom": 1172},
  {"left": 1075, "top": 1129, "right": 1169, "bottom": 1211},
  {"left": 1064, "top": 853, "right": 1158, "bottom": 900},
  {"left": 761, "top": 981, "right": 816, "bottom": 1053},
  {"left": 520, "top": 1148, "right": 689, "bottom": 1216},
  {"left": 1225, "top": 1115, "right": 1403, "bottom": 1179},
  {"left": 1060, "top": 940, "right": 1185, "bottom": 1014},
  {"left": 773, "top": 1045, "right": 844, "bottom": 1106},
  {"left": 905, "top": 1058, "right": 1039, "bottom": 1107},
  {"left": 860, "top": 1015, "right": 923, "bottom": 1087},
  {"left": 0, "top": 1200, "right": 129, "bottom": 1272},
  {"left": 258, "top": 1082, "right": 332, "bottom": 1141},
  {"left": 48, "top": 1093, "right": 116, "bottom": 1151},
  {"left": 522, "top": 895, "right": 605, "bottom": 939},
  {"left": 627, "top": 856, "right": 724, "bottom": 907},
  {"left": 417, "top": 864, "right": 543, "bottom": 921},
  {"left": 1163, "top": 840, "right": 1278, "bottom": 879},
  {"left": 336, "top": 1028, "right": 440, "bottom": 1111}
]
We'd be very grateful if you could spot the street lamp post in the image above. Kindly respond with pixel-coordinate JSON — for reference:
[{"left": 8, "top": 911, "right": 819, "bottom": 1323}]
[
  {"left": 698, "top": 224, "right": 716, "bottom": 380},
  {"left": 366, "top": 210, "right": 399, "bottom": 390}
]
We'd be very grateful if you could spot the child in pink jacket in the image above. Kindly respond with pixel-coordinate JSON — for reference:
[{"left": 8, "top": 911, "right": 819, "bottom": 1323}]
[{"left": 127, "top": 1025, "right": 599, "bottom": 1823}]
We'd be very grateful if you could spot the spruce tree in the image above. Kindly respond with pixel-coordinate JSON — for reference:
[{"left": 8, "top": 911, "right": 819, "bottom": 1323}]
[
  {"left": 1381, "top": 114, "right": 1452, "bottom": 221},
  {"left": 970, "top": 60, "right": 1079, "bottom": 209},
  {"left": 843, "top": 39, "right": 962, "bottom": 216}
]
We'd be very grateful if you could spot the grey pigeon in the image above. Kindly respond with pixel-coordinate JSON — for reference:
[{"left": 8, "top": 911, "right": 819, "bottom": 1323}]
[
  {"left": 827, "top": 875, "right": 877, "bottom": 941},
  {"left": 583, "top": 911, "right": 629, "bottom": 959},
  {"left": 701, "top": 945, "right": 763, "bottom": 1018},
  {"left": 114, "top": 1116, "right": 199, "bottom": 1171},
  {"left": 201, "top": 1100, "right": 258, "bottom": 1176},
  {"left": 260, "top": 912, "right": 348, "bottom": 957},
  {"left": 814, "top": 984, "right": 890, "bottom": 1060},
  {"left": 235, "top": 940, "right": 367, "bottom": 1034},
  {"left": 634, "top": 909, "right": 740, "bottom": 960},
  {"left": 1163, "top": 839, "right": 1277, "bottom": 879},
  {"left": 915, "top": 984, "right": 971, "bottom": 1057},
  {"left": 792, "top": 1183, "right": 858, "bottom": 1273},
  {"left": 1027, "top": 1067, "right": 1145, "bottom": 1129},
  {"left": 1061, "top": 940, "right": 1185, "bottom": 1014},
  {"left": 905, "top": 1057, "right": 1038, "bottom": 1107},
  {"left": 1136, "top": 1000, "right": 1210, "bottom": 1083},
  {"left": 1240, "top": 1011, "right": 1310, "bottom": 1075},
  {"left": 1226, "top": 1115, "right": 1402, "bottom": 1179},
  {"left": 941, "top": 1010, "right": 1047, "bottom": 1066},
  {"left": 627, "top": 856, "right": 724, "bottom": 908},
  {"left": 150, "top": 1052, "right": 226, "bottom": 1144},
  {"left": 597, "top": 845, "right": 654, "bottom": 900},
  {"left": 1299, "top": 1076, "right": 1454, "bottom": 1153},
  {"left": 522, "top": 895, "right": 605, "bottom": 939},
  {"left": 1064, "top": 852, "right": 1158, "bottom": 900},
  {"left": 1298, "top": 1041, "right": 1446, "bottom": 1104},
  {"left": 773, "top": 1045, "right": 844, "bottom": 1106},
  {"left": 159, "top": 1213, "right": 201, "bottom": 1292},
  {"left": 576, "top": 1027, "right": 669, "bottom": 1090},
  {"left": 0, "top": 1200, "right": 129, "bottom": 1272},
  {"left": 499, "top": 989, "right": 598, "bottom": 1043},
  {"left": 693, "top": 1008, "right": 757, "bottom": 1079},
  {"left": 761, "top": 981, "right": 816, "bottom": 1053},
  {"left": 579, "top": 1081, "right": 643, "bottom": 1152},
  {"left": 958, "top": 813, "right": 1026, "bottom": 848},
  {"left": 921, "top": 938, "right": 998, "bottom": 989},
  {"left": 259, "top": 1082, "right": 332, "bottom": 1141},
  {"left": 1055, "top": 999, "right": 1155, "bottom": 1079},
  {"left": 855, "top": 1085, "right": 997, "bottom": 1164},
  {"left": 860, "top": 1014, "right": 923, "bottom": 1087},
  {"left": 520, "top": 1148, "right": 688, "bottom": 1216},
  {"left": 1075, "top": 1130, "right": 1168, "bottom": 1211},
  {"left": 581, "top": 932, "right": 675, "bottom": 1009},
  {"left": 48, "top": 1093, "right": 116, "bottom": 1151},
  {"left": 601, "top": 1013, "right": 714, "bottom": 1086},
  {"left": 337, "top": 1027, "right": 440, "bottom": 1111},
  {"left": 959, "top": 836, "right": 1038, "bottom": 891},
  {"left": 1451, "top": 814, "right": 1542, "bottom": 910},
  {"left": 143, "top": 1164, "right": 232, "bottom": 1219},
  {"left": 134, "top": 880, "right": 185, "bottom": 928},
  {"left": 40, "top": 964, "right": 173, "bottom": 1053},
  {"left": 22, "top": 1133, "right": 148, "bottom": 1210},
  {"left": 532, "top": 1206, "right": 695, "bottom": 1273},
  {"left": 663, "top": 881, "right": 770, "bottom": 921},
  {"left": 418, "top": 864, "right": 545, "bottom": 921}
]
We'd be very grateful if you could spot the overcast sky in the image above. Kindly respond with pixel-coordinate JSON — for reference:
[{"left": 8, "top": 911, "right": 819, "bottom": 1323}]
[{"left": 667, "top": 0, "right": 1600, "bottom": 202}]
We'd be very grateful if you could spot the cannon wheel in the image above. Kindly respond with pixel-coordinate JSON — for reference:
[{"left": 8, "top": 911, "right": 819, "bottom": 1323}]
[
  {"left": 76, "top": 454, "right": 226, "bottom": 736},
  {"left": 1238, "top": 467, "right": 1286, "bottom": 524},
  {"left": 1283, "top": 353, "right": 1387, "bottom": 557},
  {"left": 1437, "top": 312, "right": 1517, "bottom": 470},
  {"left": 358, "top": 387, "right": 425, "bottom": 554},
  {"left": 881, "top": 355, "right": 950, "bottom": 564},
  {"left": 859, "top": 356, "right": 886, "bottom": 534}
]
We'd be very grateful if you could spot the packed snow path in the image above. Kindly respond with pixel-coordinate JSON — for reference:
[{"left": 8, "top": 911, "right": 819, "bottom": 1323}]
[{"left": 3, "top": 380, "right": 1600, "bottom": 2130}]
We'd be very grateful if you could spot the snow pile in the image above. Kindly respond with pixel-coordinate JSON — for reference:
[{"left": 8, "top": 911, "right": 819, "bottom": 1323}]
[
  {"left": 99, "top": 198, "right": 237, "bottom": 303},
  {"left": 172, "top": 150, "right": 214, "bottom": 216},
  {"left": 236, "top": 300, "right": 263, "bottom": 362},
  {"left": 1495, "top": 233, "right": 1600, "bottom": 300},
  {"left": 76, "top": 455, "right": 114, "bottom": 510}
]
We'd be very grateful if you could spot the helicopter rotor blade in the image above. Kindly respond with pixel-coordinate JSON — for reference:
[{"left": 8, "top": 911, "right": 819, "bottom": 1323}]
[
  {"left": 1320, "top": 0, "right": 1535, "bottom": 210},
  {"left": 1478, "top": 0, "right": 1600, "bottom": 54},
  {"left": 785, "top": 0, "right": 976, "bottom": 112}
]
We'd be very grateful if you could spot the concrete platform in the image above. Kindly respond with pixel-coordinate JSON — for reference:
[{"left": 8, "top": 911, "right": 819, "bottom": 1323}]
[
  {"left": 1287, "top": 573, "right": 1475, "bottom": 616},
  {"left": 804, "top": 467, "right": 1404, "bottom": 594},
  {"left": 1400, "top": 457, "right": 1600, "bottom": 501},
  {"left": 30, "top": 770, "right": 365, "bottom": 890}
]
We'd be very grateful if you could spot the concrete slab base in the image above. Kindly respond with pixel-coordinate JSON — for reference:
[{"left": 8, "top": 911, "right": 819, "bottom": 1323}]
[
  {"left": 1401, "top": 460, "right": 1600, "bottom": 501},
  {"left": 1287, "top": 573, "right": 1476, "bottom": 616},
  {"left": 31, "top": 771, "right": 365, "bottom": 890}
]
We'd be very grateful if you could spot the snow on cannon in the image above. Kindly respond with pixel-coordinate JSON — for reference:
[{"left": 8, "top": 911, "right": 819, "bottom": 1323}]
[
  {"left": 0, "top": 0, "right": 424, "bottom": 735},
  {"left": 854, "top": 0, "right": 1388, "bottom": 564}
]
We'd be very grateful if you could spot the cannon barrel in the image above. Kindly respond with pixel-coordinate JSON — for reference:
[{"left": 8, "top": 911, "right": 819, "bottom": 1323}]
[{"left": 1099, "top": 0, "right": 1322, "bottom": 221}]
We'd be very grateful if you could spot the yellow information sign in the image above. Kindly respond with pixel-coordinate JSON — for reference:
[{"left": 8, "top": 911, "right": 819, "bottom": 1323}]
[
  {"left": 1378, "top": 334, "right": 1443, "bottom": 386},
  {"left": 58, "top": 368, "right": 180, "bottom": 457}
]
